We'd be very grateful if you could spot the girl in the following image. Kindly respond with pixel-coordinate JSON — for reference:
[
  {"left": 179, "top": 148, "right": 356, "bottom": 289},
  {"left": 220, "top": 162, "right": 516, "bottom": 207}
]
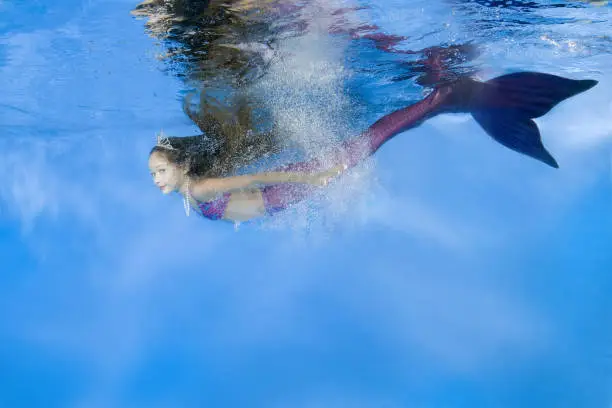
[{"left": 149, "top": 71, "right": 597, "bottom": 223}]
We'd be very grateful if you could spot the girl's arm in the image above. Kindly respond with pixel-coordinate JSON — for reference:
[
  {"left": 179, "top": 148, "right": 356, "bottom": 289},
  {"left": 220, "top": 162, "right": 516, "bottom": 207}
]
[{"left": 191, "top": 165, "right": 346, "bottom": 201}]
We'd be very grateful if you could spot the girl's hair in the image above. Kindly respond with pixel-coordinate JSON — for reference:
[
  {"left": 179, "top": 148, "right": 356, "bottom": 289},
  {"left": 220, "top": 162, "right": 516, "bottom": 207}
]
[
  {"left": 150, "top": 91, "right": 282, "bottom": 178},
  {"left": 139, "top": 0, "right": 287, "bottom": 178}
]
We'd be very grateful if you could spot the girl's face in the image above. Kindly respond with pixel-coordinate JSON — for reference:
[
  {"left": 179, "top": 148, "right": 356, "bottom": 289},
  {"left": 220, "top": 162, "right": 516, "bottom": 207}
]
[{"left": 148, "top": 151, "right": 185, "bottom": 194}]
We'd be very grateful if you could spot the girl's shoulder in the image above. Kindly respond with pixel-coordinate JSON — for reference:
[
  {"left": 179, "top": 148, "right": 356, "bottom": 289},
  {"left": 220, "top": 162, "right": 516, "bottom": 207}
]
[{"left": 189, "top": 176, "right": 221, "bottom": 201}]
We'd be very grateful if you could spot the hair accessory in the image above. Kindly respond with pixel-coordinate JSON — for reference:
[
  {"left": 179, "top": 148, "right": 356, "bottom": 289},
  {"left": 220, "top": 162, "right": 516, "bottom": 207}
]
[
  {"left": 183, "top": 178, "right": 191, "bottom": 217},
  {"left": 156, "top": 129, "right": 177, "bottom": 150}
]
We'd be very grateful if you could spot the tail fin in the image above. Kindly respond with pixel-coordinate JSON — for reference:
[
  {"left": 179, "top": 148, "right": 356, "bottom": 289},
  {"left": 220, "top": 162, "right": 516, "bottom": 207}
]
[{"left": 469, "top": 72, "right": 597, "bottom": 168}]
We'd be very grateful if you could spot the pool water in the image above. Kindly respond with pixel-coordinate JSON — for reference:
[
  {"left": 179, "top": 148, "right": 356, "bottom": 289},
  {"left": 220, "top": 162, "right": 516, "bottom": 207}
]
[{"left": 0, "top": 1, "right": 611, "bottom": 407}]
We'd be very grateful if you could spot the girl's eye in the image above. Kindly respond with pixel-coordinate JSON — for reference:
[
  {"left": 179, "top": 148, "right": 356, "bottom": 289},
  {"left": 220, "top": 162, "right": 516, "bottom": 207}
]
[{"left": 159, "top": 169, "right": 166, "bottom": 173}]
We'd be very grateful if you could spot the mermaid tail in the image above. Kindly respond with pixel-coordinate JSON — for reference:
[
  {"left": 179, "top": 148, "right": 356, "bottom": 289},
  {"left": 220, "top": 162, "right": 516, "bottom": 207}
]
[{"left": 264, "top": 71, "right": 597, "bottom": 214}]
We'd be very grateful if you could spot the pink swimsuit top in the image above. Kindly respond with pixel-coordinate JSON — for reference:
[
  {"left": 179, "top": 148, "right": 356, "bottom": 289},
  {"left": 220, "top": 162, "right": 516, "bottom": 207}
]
[{"left": 195, "top": 192, "right": 231, "bottom": 221}]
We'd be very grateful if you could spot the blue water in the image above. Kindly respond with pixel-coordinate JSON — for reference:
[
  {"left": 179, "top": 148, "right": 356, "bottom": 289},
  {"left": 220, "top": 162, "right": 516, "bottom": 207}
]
[{"left": 1, "top": 1, "right": 611, "bottom": 407}]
